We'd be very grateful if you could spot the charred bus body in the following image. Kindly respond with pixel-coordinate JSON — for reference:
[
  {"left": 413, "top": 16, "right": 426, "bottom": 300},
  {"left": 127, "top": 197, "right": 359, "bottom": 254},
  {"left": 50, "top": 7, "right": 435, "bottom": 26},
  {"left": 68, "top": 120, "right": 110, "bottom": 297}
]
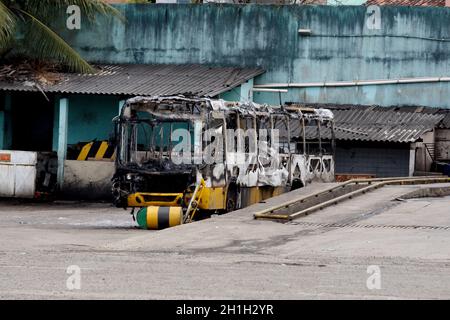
[{"left": 112, "top": 96, "right": 335, "bottom": 219}]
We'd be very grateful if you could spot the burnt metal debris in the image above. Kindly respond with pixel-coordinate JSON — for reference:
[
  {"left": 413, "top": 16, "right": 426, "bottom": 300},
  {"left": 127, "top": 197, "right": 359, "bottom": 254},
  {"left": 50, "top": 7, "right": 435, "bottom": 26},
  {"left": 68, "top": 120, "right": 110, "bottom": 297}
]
[{"left": 111, "top": 95, "right": 335, "bottom": 211}]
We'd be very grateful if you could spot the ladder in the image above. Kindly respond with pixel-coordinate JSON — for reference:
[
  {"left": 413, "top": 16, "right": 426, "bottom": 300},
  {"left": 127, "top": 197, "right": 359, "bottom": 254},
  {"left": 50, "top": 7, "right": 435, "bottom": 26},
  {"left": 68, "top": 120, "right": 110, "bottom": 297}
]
[
  {"left": 184, "top": 178, "right": 206, "bottom": 224},
  {"left": 424, "top": 143, "right": 436, "bottom": 161}
]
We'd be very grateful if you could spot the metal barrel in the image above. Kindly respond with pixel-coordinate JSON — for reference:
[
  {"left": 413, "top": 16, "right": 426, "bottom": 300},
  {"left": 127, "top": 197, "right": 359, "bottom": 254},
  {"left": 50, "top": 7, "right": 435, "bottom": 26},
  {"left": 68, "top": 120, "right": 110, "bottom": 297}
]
[{"left": 136, "top": 206, "right": 183, "bottom": 230}]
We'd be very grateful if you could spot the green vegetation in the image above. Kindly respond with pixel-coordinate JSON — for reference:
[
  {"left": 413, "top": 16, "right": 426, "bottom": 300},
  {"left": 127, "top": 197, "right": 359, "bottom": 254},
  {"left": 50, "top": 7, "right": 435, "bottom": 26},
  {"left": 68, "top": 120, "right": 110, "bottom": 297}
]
[{"left": 0, "top": 0, "right": 123, "bottom": 73}]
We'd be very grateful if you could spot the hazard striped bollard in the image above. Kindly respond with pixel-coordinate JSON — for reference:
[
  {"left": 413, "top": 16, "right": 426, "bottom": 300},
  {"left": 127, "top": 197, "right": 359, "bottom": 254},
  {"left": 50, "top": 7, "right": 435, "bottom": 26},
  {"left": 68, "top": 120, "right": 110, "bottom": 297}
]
[{"left": 136, "top": 206, "right": 183, "bottom": 230}]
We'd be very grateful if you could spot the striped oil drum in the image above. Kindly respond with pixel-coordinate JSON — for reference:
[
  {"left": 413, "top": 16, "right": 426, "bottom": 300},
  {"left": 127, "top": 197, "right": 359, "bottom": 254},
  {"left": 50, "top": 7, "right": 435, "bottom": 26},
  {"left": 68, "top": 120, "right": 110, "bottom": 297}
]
[{"left": 136, "top": 206, "right": 183, "bottom": 230}]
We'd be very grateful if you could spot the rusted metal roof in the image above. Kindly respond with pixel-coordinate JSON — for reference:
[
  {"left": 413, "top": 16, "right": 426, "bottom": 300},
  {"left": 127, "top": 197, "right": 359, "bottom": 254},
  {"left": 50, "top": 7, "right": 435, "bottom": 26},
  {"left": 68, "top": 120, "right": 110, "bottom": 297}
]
[
  {"left": 303, "top": 105, "right": 446, "bottom": 143},
  {"left": 0, "top": 64, "right": 264, "bottom": 97}
]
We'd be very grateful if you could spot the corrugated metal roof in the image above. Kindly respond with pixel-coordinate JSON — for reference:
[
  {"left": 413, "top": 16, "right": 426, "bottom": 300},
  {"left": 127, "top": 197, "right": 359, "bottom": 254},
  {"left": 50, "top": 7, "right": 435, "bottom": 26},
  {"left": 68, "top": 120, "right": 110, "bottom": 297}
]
[
  {"left": 0, "top": 64, "right": 264, "bottom": 97},
  {"left": 439, "top": 112, "right": 450, "bottom": 129},
  {"left": 302, "top": 105, "right": 446, "bottom": 143},
  {"left": 365, "top": 0, "right": 445, "bottom": 6}
]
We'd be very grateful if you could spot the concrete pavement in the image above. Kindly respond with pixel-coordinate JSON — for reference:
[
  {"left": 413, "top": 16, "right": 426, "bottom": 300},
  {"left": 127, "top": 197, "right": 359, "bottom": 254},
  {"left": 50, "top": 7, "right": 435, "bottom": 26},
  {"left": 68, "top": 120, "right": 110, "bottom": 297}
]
[{"left": 0, "top": 183, "right": 449, "bottom": 299}]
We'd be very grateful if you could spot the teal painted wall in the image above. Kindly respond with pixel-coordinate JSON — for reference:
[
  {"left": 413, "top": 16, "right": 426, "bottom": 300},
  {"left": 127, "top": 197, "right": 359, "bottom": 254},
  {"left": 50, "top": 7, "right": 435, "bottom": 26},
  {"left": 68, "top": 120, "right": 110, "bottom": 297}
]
[
  {"left": 0, "top": 93, "right": 4, "bottom": 149},
  {"left": 52, "top": 97, "right": 60, "bottom": 151},
  {"left": 52, "top": 94, "right": 118, "bottom": 149},
  {"left": 0, "top": 93, "right": 12, "bottom": 149},
  {"left": 59, "top": 4, "right": 450, "bottom": 108},
  {"left": 67, "top": 95, "right": 118, "bottom": 145},
  {"left": 219, "top": 89, "right": 241, "bottom": 102},
  {"left": 328, "top": 1, "right": 366, "bottom": 4}
]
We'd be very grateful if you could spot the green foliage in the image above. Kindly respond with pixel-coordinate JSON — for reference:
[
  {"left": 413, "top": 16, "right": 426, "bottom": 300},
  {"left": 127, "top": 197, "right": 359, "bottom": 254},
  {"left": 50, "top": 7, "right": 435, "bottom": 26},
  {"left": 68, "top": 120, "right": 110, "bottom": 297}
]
[
  {"left": 0, "top": 0, "right": 124, "bottom": 73},
  {"left": 0, "top": 1, "right": 15, "bottom": 50}
]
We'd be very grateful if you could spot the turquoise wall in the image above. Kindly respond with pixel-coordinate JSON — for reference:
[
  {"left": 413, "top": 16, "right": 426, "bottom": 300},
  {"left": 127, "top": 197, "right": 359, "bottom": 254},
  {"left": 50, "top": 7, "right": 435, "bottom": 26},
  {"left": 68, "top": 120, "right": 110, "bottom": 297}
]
[
  {"left": 0, "top": 94, "right": 4, "bottom": 149},
  {"left": 52, "top": 94, "right": 119, "bottom": 150},
  {"left": 59, "top": 4, "right": 450, "bottom": 108},
  {"left": 0, "top": 94, "right": 12, "bottom": 150},
  {"left": 328, "top": 0, "right": 366, "bottom": 4},
  {"left": 219, "top": 89, "right": 241, "bottom": 102},
  {"left": 67, "top": 95, "right": 118, "bottom": 144}
]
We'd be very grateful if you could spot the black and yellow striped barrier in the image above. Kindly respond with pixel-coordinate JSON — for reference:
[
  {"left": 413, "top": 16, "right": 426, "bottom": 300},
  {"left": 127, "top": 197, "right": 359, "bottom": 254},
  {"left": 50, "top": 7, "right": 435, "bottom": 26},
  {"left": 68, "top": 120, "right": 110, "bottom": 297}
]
[
  {"left": 77, "top": 141, "right": 115, "bottom": 161},
  {"left": 136, "top": 206, "right": 183, "bottom": 230}
]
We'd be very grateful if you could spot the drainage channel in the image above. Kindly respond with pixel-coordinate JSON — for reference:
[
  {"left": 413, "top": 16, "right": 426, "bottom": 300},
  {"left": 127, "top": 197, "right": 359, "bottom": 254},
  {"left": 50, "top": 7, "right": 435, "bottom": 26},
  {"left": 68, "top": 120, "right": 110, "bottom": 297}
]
[
  {"left": 253, "top": 176, "right": 450, "bottom": 221},
  {"left": 286, "top": 221, "right": 450, "bottom": 231}
]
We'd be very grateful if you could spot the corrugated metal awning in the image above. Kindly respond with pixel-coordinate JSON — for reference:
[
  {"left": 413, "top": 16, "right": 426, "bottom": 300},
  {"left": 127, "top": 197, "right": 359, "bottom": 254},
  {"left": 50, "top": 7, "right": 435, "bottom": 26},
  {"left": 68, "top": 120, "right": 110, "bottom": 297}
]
[
  {"left": 0, "top": 64, "right": 264, "bottom": 97},
  {"left": 301, "top": 105, "right": 446, "bottom": 143}
]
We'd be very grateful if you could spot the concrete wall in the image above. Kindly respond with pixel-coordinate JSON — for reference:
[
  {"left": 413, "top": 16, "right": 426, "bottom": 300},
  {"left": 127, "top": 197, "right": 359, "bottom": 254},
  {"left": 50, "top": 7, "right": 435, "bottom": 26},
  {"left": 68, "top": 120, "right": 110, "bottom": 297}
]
[
  {"left": 436, "top": 129, "right": 450, "bottom": 161},
  {"left": 62, "top": 160, "right": 114, "bottom": 199},
  {"left": 413, "top": 131, "right": 435, "bottom": 172},
  {"left": 335, "top": 143, "right": 411, "bottom": 177},
  {"left": 59, "top": 4, "right": 450, "bottom": 107}
]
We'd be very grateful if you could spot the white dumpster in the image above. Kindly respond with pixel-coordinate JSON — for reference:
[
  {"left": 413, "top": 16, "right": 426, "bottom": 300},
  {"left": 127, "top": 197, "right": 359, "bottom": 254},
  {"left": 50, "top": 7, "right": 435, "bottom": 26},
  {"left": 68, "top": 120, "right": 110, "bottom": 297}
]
[{"left": 0, "top": 150, "right": 57, "bottom": 198}]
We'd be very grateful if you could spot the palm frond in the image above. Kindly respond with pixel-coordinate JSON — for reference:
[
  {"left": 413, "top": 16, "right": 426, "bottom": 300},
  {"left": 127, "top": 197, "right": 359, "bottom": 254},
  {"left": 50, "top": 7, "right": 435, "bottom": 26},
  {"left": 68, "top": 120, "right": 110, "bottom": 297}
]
[
  {"left": 23, "top": 0, "right": 125, "bottom": 23},
  {"left": 0, "top": 1, "right": 16, "bottom": 50},
  {"left": 18, "top": 9, "right": 95, "bottom": 74}
]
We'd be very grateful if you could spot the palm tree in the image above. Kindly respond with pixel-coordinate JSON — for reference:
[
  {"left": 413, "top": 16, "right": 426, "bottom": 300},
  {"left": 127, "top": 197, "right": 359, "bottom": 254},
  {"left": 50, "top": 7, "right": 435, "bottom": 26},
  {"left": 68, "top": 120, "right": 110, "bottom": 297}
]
[{"left": 0, "top": 0, "right": 122, "bottom": 73}]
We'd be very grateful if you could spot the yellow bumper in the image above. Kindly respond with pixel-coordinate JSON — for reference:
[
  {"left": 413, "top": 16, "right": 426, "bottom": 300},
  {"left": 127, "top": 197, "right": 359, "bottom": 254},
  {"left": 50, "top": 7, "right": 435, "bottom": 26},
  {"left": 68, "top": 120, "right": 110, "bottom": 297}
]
[{"left": 127, "top": 192, "right": 183, "bottom": 207}]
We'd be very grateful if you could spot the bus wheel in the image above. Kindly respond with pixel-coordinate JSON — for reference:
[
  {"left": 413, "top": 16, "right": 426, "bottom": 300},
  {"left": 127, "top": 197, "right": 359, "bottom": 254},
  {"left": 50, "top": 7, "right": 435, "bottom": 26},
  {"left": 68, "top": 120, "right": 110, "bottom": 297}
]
[
  {"left": 225, "top": 184, "right": 238, "bottom": 213},
  {"left": 291, "top": 178, "right": 304, "bottom": 191}
]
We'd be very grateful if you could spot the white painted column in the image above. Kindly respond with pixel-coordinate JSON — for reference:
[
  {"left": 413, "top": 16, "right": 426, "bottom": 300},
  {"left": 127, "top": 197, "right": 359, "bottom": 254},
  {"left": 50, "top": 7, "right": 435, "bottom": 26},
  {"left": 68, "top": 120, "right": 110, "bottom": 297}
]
[
  {"left": 119, "top": 99, "right": 126, "bottom": 115},
  {"left": 57, "top": 97, "right": 69, "bottom": 189},
  {"left": 240, "top": 79, "right": 254, "bottom": 102},
  {"left": 409, "top": 144, "right": 416, "bottom": 177}
]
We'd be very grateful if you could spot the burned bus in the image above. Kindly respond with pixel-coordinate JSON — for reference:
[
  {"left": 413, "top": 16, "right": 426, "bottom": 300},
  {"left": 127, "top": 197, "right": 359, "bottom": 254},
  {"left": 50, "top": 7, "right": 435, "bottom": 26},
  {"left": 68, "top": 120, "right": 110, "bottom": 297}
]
[{"left": 112, "top": 96, "right": 335, "bottom": 228}]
